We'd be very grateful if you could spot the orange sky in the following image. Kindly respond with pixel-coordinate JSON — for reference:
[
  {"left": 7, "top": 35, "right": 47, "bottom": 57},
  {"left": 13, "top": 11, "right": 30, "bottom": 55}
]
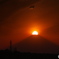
[{"left": 0, "top": 0, "right": 59, "bottom": 49}]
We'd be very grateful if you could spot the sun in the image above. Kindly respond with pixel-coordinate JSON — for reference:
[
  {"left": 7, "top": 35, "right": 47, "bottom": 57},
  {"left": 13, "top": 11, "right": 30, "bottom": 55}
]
[{"left": 32, "top": 31, "right": 38, "bottom": 35}]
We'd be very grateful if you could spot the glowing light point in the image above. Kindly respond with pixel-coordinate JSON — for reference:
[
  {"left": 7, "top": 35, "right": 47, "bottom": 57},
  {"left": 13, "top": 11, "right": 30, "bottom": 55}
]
[{"left": 32, "top": 31, "right": 38, "bottom": 35}]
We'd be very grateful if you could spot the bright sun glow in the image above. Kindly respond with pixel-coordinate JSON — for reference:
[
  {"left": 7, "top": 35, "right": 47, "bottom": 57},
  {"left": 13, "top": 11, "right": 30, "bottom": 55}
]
[{"left": 32, "top": 31, "right": 38, "bottom": 35}]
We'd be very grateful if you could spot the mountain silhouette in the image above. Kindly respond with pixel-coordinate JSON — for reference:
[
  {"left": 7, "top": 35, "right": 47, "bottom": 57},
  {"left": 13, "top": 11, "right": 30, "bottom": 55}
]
[{"left": 13, "top": 35, "right": 59, "bottom": 54}]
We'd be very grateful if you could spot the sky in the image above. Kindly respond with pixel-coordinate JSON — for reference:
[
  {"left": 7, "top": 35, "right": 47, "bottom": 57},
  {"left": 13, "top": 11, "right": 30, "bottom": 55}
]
[{"left": 0, "top": 0, "right": 59, "bottom": 50}]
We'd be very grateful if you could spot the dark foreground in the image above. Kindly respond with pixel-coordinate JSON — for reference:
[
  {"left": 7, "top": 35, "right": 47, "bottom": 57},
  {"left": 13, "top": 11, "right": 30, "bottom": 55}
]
[{"left": 0, "top": 50, "right": 58, "bottom": 59}]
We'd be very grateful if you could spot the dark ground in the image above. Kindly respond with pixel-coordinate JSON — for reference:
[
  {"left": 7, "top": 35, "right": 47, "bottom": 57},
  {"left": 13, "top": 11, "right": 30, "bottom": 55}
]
[{"left": 0, "top": 50, "right": 58, "bottom": 59}]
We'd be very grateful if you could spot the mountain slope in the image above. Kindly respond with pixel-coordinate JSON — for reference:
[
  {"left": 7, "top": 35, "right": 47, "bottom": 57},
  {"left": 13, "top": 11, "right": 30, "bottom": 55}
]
[{"left": 13, "top": 35, "right": 59, "bottom": 54}]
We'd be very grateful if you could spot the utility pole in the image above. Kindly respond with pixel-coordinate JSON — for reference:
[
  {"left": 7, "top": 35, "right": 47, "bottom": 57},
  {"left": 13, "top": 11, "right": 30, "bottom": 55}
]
[{"left": 10, "top": 40, "right": 12, "bottom": 52}]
